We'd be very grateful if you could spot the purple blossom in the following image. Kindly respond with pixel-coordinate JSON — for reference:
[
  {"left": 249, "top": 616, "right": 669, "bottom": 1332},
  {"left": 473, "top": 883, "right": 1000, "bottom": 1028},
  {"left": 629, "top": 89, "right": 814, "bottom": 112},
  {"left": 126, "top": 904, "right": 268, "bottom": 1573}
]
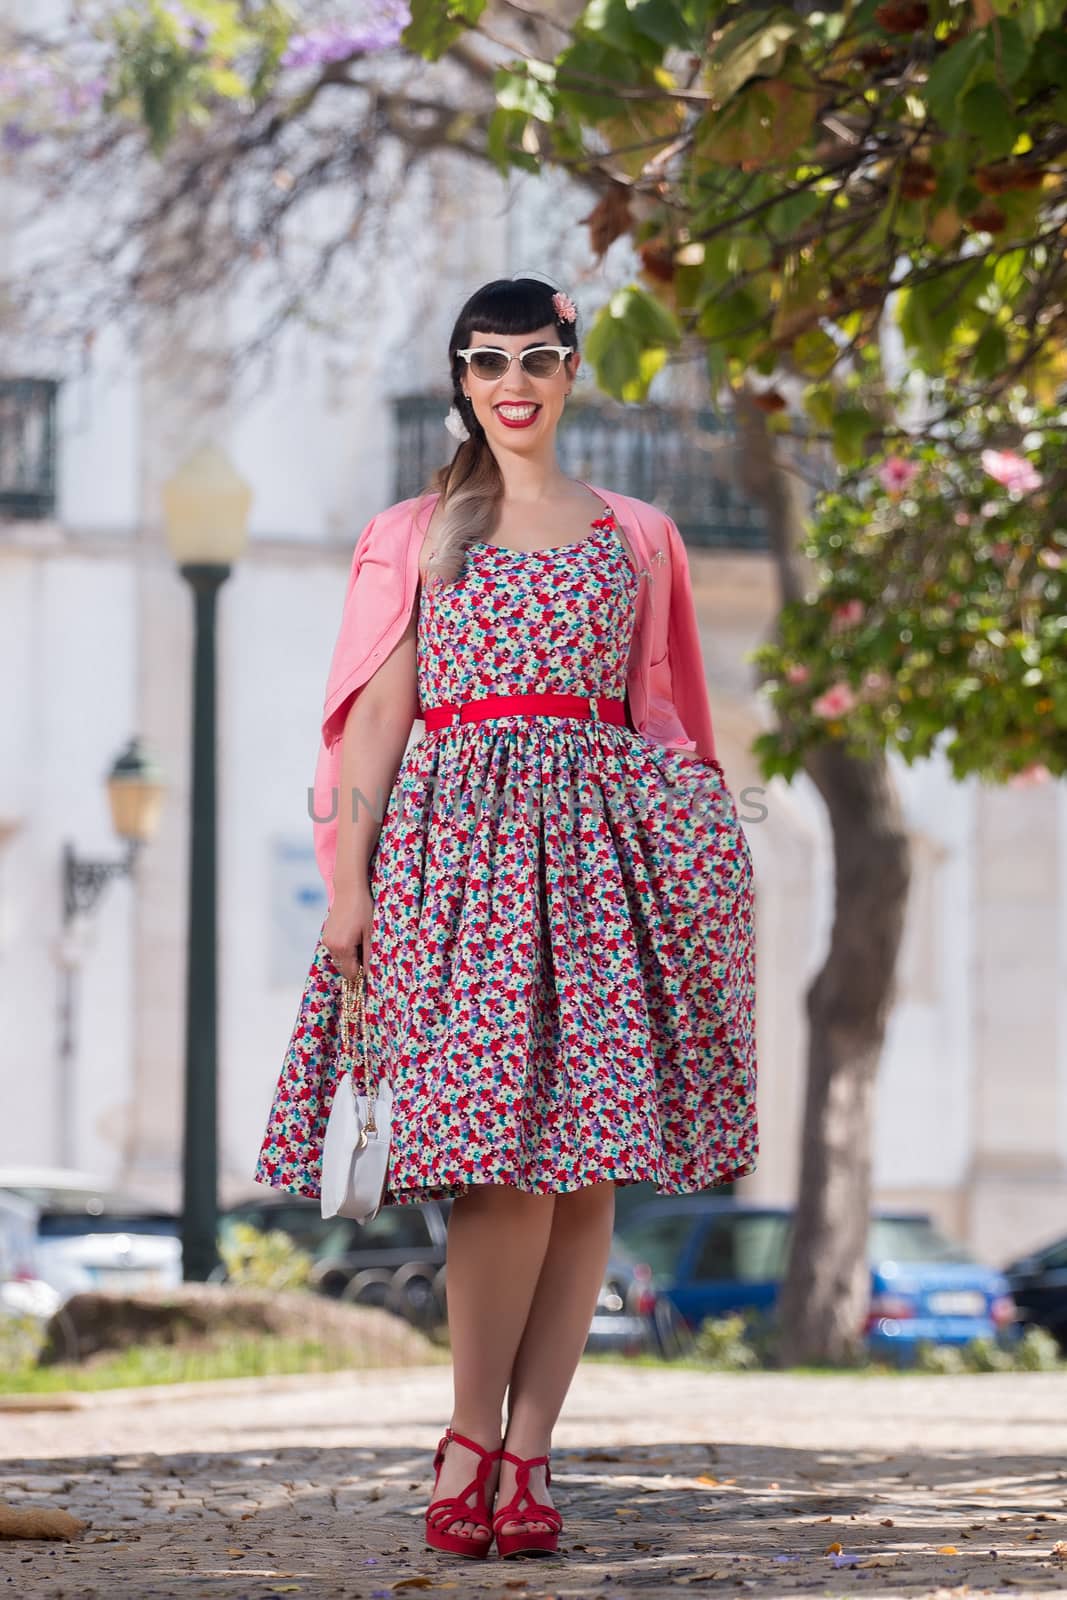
[
  {"left": 281, "top": 3, "right": 411, "bottom": 68},
  {"left": 2, "top": 119, "right": 41, "bottom": 152},
  {"left": 0, "top": 61, "right": 56, "bottom": 95},
  {"left": 55, "top": 76, "right": 108, "bottom": 119},
  {"left": 164, "top": 4, "right": 213, "bottom": 52}
]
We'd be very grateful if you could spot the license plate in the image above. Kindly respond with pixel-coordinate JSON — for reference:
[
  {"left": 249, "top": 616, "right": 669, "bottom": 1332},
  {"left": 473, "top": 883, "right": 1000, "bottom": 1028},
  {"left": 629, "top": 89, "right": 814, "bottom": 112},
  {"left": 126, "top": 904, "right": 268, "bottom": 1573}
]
[
  {"left": 927, "top": 1291, "right": 986, "bottom": 1316},
  {"left": 92, "top": 1268, "right": 165, "bottom": 1292}
]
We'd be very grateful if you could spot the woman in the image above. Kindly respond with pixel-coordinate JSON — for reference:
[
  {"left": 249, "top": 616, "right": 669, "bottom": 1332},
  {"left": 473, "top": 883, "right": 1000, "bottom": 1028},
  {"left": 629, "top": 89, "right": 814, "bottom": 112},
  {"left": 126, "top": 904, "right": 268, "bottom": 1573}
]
[{"left": 256, "top": 276, "right": 758, "bottom": 1561}]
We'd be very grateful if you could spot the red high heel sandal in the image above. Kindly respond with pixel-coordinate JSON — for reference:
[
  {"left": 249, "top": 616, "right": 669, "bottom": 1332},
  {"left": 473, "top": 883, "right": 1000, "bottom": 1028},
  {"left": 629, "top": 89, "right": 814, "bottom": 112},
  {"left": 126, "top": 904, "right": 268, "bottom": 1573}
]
[
  {"left": 425, "top": 1427, "right": 502, "bottom": 1559},
  {"left": 493, "top": 1449, "right": 563, "bottom": 1558}
]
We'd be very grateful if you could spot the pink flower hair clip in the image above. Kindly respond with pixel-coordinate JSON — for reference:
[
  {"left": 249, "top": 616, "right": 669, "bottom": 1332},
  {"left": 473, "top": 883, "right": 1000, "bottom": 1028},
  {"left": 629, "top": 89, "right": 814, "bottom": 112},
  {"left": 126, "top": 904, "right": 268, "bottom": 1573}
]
[{"left": 552, "top": 290, "right": 577, "bottom": 324}]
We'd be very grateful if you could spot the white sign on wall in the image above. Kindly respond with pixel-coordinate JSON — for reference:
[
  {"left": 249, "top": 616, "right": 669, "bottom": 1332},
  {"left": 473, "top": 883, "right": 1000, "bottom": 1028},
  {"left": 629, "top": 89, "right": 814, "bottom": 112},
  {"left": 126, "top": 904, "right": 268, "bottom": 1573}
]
[{"left": 269, "top": 836, "right": 327, "bottom": 986}]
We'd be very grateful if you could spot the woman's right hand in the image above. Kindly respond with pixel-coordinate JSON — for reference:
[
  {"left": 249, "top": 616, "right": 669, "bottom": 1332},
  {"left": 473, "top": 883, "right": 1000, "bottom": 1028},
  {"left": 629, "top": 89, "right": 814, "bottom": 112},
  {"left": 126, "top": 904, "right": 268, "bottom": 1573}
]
[{"left": 323, "top": 884, "right": 376, "bottom": 983}]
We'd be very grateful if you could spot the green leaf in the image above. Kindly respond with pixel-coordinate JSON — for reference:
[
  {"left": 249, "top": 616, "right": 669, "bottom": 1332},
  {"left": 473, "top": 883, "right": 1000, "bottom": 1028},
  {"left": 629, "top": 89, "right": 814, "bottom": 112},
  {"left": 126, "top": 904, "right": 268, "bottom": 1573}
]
[
  {"left": 610, "top": 284, "right": 682, "bottom": 347},
  {"left": 925, "top": 33, "right": 986, "bottom": 128},
  {"left": 972, "top": 323, "right": 1008, "bottom": 380},
  {"left": 403, "top": 0, "right": 486, "bottom": 61},
  {"left": 486, "top": 106, "right": 538, "bottom": 174},
  {"left": 703, "top": 9, "right": 805, "bottom": 105},
  {"left": 831, "top": 405, "right": 874, "bottom": 465},
  {"left": 979, "top": 17, "right": 1031, "bottom": 84},
  {"left": 792, "top": 328, "right": 839, "bottom": 376},
  {"left": 960, "top": 82, "right": 1018, "bottom": 157},
  {"left": 585, "top": 313, "right": 643, "bottom": 397},
  {"left": 621, "top": 345, "right": 670, "bottom": 402},
  {"left": 495, "top": 64, "right": 556, "bottom": 121},
  {"left": 555, "top": 38, "right": 645, "bottom": 121},
  {"left": 205, "top": 65, "right": 246, "bottom": 99},
  {"left": 580, "top": 0, "right": 684, "bottom": 59}
]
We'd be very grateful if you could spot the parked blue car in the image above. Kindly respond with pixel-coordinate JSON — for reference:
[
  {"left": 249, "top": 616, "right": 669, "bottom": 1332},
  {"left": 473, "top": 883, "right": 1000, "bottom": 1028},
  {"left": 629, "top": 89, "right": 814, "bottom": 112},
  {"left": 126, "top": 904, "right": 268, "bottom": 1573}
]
[{"left": 615, "top": 1198, "right": 1020, "bottom": 1363}]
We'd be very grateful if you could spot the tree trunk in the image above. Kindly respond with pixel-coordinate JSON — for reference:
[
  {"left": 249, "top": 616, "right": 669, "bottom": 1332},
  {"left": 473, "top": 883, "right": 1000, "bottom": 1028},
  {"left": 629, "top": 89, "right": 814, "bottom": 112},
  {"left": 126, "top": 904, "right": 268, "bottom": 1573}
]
[
  {"left": 778, "top": 742, "right": 911, "bottom": 1364},
  {"left": 733, "top": 389, "right": 913, "bottom": 1366}
]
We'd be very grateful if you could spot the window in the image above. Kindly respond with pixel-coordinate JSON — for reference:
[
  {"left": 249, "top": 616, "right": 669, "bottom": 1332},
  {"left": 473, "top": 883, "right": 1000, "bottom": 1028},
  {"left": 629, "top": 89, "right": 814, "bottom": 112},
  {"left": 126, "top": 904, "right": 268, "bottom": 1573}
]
[
  {"left": 868, "top": 1216, "right": 973, "bottom": 1266},
  {"left": 694, "top": 1215, "right": 790, "bottom": 1282},
  {"left": 616, "top": 1214, "right": 693, "bottom": 1280},
  {"left": 354, "top": 1208, "right": 434, "bottom": 1251}
]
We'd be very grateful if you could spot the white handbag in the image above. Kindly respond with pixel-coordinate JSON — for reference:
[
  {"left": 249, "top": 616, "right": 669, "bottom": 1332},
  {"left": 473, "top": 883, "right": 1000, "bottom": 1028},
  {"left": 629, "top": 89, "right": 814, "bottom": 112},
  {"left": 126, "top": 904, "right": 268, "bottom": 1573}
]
[{"left": 320, "top": 966, "right": 393, "bottom": 1222}]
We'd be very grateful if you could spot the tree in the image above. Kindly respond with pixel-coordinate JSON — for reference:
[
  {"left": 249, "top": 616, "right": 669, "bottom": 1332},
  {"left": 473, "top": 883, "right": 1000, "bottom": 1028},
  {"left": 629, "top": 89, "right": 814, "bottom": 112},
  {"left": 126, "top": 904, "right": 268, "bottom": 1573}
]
[{"left": 4, "top": 0, "right": 1064, "bottom": 1363}]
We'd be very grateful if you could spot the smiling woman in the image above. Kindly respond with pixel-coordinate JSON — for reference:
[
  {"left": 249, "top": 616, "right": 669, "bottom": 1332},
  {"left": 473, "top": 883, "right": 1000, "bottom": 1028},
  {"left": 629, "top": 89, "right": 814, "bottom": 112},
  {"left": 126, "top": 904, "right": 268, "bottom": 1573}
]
[{"left": 254, "top": 274, "right": 758, "bottom": 1565}]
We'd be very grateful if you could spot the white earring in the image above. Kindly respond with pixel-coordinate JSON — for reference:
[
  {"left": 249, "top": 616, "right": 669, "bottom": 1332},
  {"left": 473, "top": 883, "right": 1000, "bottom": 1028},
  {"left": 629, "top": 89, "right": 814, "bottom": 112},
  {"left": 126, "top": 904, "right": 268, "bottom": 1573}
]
[{"left": 444, "top": 403, "right": 470, "bottom": 442}]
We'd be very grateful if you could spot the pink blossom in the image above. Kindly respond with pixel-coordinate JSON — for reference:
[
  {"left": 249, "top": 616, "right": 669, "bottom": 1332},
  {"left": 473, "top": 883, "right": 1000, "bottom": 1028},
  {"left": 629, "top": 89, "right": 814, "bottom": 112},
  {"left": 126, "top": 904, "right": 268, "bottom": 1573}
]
[
  {"left": 813, "top": 683, "right": 858, "bottom": 718},
  {"left": 830, "top": 598, "right": 866, "bottom": 631},
  {"left": 862, "top": 670, "right": 891, "bottom": 696},
  {"left": 785, "top": 663, "right": 811, "bottom": 686},
  {"left": 1008, "top": 763, "right": 1052, "bottom": 788},
  {"left": 877, "top": 456, "right": 919, "bottom": 495},
  {"left": 989, "top": 541, "right": 1013, "bottom": 565},
  {"left": 953, "top": 509, "right": 971, "bottom": 527},
  {"left": 981, "top": 448, "right": 1043, "bottom": 494},
  {"left": 1037, "top": 547, "right": 1063, "bottom": 570}
]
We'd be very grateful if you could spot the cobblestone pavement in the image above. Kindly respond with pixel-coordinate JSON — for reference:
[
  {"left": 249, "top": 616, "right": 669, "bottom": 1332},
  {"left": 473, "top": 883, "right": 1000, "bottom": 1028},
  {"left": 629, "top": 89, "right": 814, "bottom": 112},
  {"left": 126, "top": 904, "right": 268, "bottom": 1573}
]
[{"left": 2, "top": 1364, "right": 1066, "bottom": 1599}]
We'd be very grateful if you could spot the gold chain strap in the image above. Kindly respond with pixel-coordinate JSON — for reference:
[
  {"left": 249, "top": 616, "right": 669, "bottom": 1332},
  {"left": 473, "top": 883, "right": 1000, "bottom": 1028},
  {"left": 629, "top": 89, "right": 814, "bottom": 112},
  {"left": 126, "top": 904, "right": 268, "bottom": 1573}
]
[{"left": 340, "top": 967, "right": 377, "bottom": 1135}]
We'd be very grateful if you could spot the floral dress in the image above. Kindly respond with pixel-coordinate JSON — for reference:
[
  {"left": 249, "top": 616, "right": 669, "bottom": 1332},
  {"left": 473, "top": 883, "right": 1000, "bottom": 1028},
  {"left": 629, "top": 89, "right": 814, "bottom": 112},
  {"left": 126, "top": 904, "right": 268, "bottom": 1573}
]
[{"left": 255, "top": 503, "right": 758, "bottom": 1206}]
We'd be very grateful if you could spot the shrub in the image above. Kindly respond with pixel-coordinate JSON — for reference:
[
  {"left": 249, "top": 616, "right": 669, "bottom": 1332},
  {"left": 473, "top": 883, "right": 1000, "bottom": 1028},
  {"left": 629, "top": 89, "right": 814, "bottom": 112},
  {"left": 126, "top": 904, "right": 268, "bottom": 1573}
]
[
  {"left": 0, "top": 1312, "right": 46, "bottom": 1374},
  {"left": 1012, "top": 1324, "right": 1064, "bottom": 1371},
  {"left": 217, "top": 1223, "right": 313, "bottom": 1291},
  {"left": 914, "top": 1339, "right": 967, "bottom": 1374},
  {"left": 691, "top": 1313, "right": 761, "bottom": 1371}
]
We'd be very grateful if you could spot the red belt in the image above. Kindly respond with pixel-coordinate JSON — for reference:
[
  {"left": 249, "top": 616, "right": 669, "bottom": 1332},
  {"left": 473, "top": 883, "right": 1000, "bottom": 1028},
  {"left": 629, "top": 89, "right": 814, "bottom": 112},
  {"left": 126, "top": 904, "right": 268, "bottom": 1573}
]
[{"left": 422, "top": 691, "right": 627, "bottom": 732}]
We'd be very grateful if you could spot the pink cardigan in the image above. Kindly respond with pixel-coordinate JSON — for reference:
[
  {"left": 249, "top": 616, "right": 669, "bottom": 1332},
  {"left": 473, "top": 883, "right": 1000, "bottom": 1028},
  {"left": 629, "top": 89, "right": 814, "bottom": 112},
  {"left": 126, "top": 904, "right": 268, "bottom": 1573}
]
[{"left": 313, "top": 484, "right": 718, "bottom": 901}]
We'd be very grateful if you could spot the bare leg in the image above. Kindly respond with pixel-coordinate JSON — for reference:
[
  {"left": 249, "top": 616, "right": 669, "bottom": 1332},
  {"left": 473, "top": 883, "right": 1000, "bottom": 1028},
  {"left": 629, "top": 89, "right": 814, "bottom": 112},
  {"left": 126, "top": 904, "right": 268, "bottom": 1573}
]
[
  {"left": 429, "top": 1185, "right": 556, "bottom": 1543},
  {"left": 496, "top": 1180, "right": 616, "bottom": 1534}
]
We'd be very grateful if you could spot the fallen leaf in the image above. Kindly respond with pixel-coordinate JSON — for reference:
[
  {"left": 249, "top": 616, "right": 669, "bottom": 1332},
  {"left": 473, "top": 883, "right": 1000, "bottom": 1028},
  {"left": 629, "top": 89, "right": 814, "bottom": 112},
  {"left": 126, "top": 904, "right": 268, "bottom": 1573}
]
[
  {"left": 1027, "top": 1531, "right": 1041, "bottom": 1542},
  {"left": 937, "top": 1545, "right": 959, "bottom": 1555},
  {"left": 880, "top": 1519, "right": 894, "bottom": 1527},
  {"left": 824, "top": 1541, "right": 843, "bottom": 1555},
  {"left": 225, "top": 1548, "right": 246, "bottom": 1559},
  {"left": 615, "top": 1507, "right": 641, "bottom": 1518},
  {"left": 268, "top": 1589, "right": 302, "bottom": 1595},
  {"left": 858, "top": 1554, "right": 902, "bottom": 1568},
  {"left": 1051, "top": 1541, "right": 1067, "bottom": 1561},
  {"left": 0, "top": 1505, "right": 88, "bottom": 1543},
  {"left": 696, "top": 1474, "right": 720, "bottom": 1486},
  {"left": 392, "top": 1581, "right": 435, "bottom": 1591}
]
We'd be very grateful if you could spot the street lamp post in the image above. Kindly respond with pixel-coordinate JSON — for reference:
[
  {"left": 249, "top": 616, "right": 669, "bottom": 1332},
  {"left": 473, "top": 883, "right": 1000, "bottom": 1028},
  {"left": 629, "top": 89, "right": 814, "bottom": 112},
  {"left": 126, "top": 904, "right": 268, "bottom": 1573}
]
[
  {"left": 163, "top": 445, "right": 251, "bottom": 1283},
  {"left": 58, "top": 739, "right": 165, "bottom": 1170}
]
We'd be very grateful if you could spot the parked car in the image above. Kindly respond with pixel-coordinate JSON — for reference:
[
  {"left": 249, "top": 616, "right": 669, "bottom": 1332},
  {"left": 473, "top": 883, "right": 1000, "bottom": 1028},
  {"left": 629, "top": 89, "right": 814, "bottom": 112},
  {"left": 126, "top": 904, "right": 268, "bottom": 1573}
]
[
  {"left": 616, "top": 1198, "right": 1020, "bottom": 1363},
  {"left": 220, "top": 1194, "right": 451, "bottom": 1328},
  {"left": 0, "top": 1169, "right": 181, "bottom": 1300},
  {"left": 1003, "top": 1231, "right": 1067, "bottom": 1353},
  {"left": 0, "top": 1189, "right": 61, "bottom": 1326},
  {"left": 223, "top": 1192, "right": 673, "bottom": 1352}
]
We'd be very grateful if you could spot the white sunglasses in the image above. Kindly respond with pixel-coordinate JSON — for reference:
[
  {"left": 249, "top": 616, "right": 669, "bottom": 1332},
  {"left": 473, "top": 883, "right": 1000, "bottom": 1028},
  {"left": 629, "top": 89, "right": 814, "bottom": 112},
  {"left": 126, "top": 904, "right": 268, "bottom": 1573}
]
[{"left": 455, "top": 345, "right": 574, "bottom": 380}]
